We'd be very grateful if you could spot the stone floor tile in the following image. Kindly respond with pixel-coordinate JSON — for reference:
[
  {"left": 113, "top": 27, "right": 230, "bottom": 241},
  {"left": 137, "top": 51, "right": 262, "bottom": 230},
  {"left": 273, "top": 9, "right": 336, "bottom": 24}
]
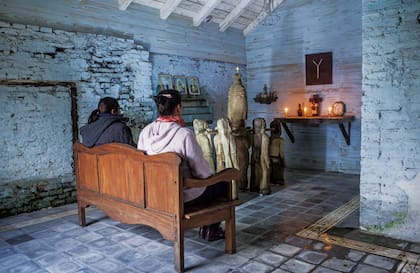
[
  {"left": 254, "top": 250, "right": 287, "bottom": 267},
  {"left": 49, "top": 237, "right": 83, "bottom": 252},
  {"left": 188, "top": 261, "right": 232, "bottom": 273},
  {"left": 238, "top": 260, "right": 274, "bottom": 273},
  {"left": 95, "top": 226, "right": 123, "bottom": 236},
  {"left": 321, "top": 257, "right": 357, "bottom": 272},
  {"left": 35, "top": 252, "right": 72, "bottom": 267},
  {"left": 65, "top": 245, "right": 92, "bottom": 257},
  {"left": 14, "top": 239, "right": 55, "bottom": 259},
  {"left": 271, "top": 269, "right": 291, "bottom": 273},
  {"left": 280, "top": 258, "right": 315, "bottom": 273},
  {"left": 5, "top": 261, "right": 42, "bottom": 273},
  {"left": 236, "top": 245, "right": 267, "bottom": 259},
  {"left": 285, "top": 236, "right": 314, "bottom": 248},
  {"left": 352, "top": 264, "right": 389, "bottom": 273},
  {"left": 86, "top": 237, "right": 116, "bottom": 249},
  {"left": 121, "top": 235, "right": 153, "bottom": 248},
  {"left": 50, "top": 222, "right": 80, "bottom": 233},
  {"left": 311, "top": 266, "right": 343, "bottom": 273},
  {"left": 270, "top": 243, "right": 301, "bottom": 257},
  {"left": 74, "top": 251, "right": 106, "bottom": 265},
  {"left": 214, "top": 252, "right": 249, "bottom": 267},
  {"left": 346, "top": 249, "right": 365, "bottom": 262},
  {"left": 0, "top": 228, "right": 25, "bottom": 240},
  {"left": 0, "top": 253, "right": 30, "bottom": 269},
  {"left": 131, "top": 256, "right": 177, "bottom": 273},
  {"left": 196, "top": 246, "right": 225, "bottom": 259},
  {"left": 136, "top": 240, "right": 172, "bottom": 256},
  {"left": 90, "top": 258, "right": 126, "bottom": 272},
  {"left": 296, "top": 250, "right": 328, "bottom": 264},
  {"left": 6, "top": 233, "right": 33, "bottom": 245},
  {"left": 46, "top": 260, "right": 85, "bottom": 273},
  {"left": 363, "top": 254, "right": 398, "bottom": 270}
]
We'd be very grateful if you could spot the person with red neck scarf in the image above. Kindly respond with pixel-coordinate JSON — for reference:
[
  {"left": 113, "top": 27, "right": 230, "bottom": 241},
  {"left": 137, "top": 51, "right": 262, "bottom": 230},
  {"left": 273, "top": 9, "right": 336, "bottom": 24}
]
[{"left": 137, "top": 89, "right": 226, "bottom": 241}]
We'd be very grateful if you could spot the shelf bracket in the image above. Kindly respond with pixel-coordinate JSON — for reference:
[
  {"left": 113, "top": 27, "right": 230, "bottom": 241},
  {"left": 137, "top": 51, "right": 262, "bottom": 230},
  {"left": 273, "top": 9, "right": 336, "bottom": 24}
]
[
  {"left": 280, "top": 122, "right": 295, "bottom": 143},
  {"left": 338, "top": 122, "right": 352, "bottom": 145}
]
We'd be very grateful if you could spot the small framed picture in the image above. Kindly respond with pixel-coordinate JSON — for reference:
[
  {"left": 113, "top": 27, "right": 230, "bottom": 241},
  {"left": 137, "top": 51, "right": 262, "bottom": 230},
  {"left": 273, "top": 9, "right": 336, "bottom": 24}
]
[
  {"left": 187, "top": 76, "right": 201, "bottom": 95},
  {"left": 157, "top": 73, "right": 173, "bottom": 91},
  {"left": 173, "top": 75, "right": 187, "bottom": 94}
]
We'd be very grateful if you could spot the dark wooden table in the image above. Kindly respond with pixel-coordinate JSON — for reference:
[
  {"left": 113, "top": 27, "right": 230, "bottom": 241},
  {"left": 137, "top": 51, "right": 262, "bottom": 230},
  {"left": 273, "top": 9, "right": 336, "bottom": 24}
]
[{"left": 276, "top": 115, "right": 355, "bottom": 145}]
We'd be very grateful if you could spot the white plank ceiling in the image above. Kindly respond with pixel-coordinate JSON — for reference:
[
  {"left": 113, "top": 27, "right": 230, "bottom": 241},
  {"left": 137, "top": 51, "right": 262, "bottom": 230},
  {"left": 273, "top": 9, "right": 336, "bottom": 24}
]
[{"left": 117, "top": 0, "right": 284, "bottom": 36}]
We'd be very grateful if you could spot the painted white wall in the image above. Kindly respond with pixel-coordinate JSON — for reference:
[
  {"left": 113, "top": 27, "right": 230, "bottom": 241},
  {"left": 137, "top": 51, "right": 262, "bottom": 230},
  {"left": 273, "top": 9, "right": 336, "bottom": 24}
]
[
  {"left": 360, "top": 0, "right": 420, "bottom": 243},
  {"left": 245, "top": 0, "right": 362, "bottom": 174}
]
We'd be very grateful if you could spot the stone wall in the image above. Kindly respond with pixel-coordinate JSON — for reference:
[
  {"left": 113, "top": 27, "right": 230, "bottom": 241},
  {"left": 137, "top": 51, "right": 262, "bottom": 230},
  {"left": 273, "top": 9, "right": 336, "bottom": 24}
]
[
  {"left": 245, "top": 0, "right": 362, "bottom": 173},
  {"left": 360, "top": 0, "right": 420, "bottom": 242},
  {"left": 151, "top": 53, "right": 247, "bottom": 122},
  {"left": 0, "top": 21, "right": 154, "bottom": 216}
]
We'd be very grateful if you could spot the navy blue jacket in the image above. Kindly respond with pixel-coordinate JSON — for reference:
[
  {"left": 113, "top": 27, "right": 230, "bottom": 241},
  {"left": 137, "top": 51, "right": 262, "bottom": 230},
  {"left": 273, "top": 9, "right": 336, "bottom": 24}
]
[{"left": 80, "top": 114, "right": 135, "bottom": 147}]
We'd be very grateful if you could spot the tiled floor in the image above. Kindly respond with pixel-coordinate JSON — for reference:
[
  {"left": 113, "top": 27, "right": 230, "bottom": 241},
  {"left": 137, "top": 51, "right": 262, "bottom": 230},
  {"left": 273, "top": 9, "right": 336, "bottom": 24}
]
[{"left": 1, "top": 170, "right": 419, "bottom": 273}]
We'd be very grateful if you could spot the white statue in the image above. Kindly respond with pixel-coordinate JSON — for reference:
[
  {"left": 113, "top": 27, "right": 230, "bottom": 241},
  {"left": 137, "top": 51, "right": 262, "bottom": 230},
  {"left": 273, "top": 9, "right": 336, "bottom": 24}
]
[
  {"left": 193, "top": 119, "right": 215, "bottom": 174},
  {"left": 250, "top": 118, "right": 271, "bottom": 195},
  {"left": 214, "top": 118, "right": 239, "bottom": 199}
]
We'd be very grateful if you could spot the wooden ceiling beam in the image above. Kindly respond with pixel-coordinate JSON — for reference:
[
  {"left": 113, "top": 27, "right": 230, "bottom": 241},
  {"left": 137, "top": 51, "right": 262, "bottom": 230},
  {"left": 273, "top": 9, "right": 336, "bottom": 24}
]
[
  {"left": 118, "top": 0, "right": 133, "bottom": 11},
  {"left": 243, "top": 0, "right": 284, "bottom": 36},
  {"left": 193, "top": 0, "right": 223, "bottom": 27},
  {"left": 219, "top": 0, "right": 252, "bottom": 32},
  {"left": 160, "top": 0, "right": 183, "bottom": 20}
]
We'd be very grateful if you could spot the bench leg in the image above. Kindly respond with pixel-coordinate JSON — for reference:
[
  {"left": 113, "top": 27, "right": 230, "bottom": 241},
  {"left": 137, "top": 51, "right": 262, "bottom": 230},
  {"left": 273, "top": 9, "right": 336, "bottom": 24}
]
[
  {"left": 225, "top": 207, "right": 236, "bottom": 254},
  {"left": 78, "top": 201, "right": 86, "bottom": 227},
  {"left": 174, "top": 228, "right": 184, "bottom": 273}
]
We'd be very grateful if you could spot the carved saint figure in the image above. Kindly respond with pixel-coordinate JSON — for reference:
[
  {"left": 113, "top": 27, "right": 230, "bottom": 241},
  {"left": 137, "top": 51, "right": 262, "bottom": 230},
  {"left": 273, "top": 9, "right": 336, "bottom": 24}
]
[
  {"left": 193, "top": 119, "right": 215, "bottom": 174},
  {"left": 230, "top": 119, "right": 250, "bottom": 191},
  {"left": 269, "top": 119, "right": 285, "bottom": 185},
  {"left": 250, "top": 118, "right": 271, "bottom": 195},
  {"left": 227, "top": 72, "right": 248, "bottom": 123},
  {"left": 214, "top": 118, "right": 239, "bottom": 199}
]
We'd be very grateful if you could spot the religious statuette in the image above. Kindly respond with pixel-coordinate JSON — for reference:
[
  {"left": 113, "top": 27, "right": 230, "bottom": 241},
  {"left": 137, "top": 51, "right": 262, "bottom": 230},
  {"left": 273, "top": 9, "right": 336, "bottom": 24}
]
[{"left": 332, "top": 101, "right": 345, "bottom": 116}]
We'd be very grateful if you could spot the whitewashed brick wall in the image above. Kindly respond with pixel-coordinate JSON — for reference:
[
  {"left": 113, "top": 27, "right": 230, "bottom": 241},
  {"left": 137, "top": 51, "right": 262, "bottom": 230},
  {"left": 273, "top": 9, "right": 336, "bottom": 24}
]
[
  {"left": 360, "top": 0, "right": 420, "bottom": 242},
  {"left": 0, "top": 21, "right": 154, "bottom": 216},
  {"left": 245, "top": 0, "right": 362, "bottom": 174}
]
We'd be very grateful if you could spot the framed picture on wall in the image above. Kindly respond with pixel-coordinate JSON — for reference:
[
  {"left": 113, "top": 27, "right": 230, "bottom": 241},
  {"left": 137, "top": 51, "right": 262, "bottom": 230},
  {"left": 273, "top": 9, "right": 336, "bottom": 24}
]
[
  {"left": 187, "top": 76, "right": 201, "bottom": 95},
  {"left": 173, "top": 75, "right": 187, "bottom": 94},
  {"left": 305, "top": 52, "right": 333, "bottom": 85},
  {"left": 157, "top": 73, "right": 173, "bottom": 91}
]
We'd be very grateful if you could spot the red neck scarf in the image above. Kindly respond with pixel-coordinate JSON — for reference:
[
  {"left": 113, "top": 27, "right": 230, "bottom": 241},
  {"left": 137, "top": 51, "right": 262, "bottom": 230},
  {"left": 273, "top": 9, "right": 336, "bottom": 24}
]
[{"left": 157, "top": 115, "right": 185, "bottom": 127}]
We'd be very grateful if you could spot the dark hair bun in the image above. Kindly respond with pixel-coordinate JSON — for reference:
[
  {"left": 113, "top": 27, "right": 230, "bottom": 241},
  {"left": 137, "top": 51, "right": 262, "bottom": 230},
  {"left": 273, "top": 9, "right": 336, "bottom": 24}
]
[{"left": 154, "top": 89, "right": 181, "bottom": 116}]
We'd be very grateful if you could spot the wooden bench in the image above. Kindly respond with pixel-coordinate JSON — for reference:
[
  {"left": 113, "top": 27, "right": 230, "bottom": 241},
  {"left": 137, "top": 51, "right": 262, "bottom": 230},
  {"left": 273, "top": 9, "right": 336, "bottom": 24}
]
[{"left": 73, "top": 142, "right": 241, "bottom": 272}]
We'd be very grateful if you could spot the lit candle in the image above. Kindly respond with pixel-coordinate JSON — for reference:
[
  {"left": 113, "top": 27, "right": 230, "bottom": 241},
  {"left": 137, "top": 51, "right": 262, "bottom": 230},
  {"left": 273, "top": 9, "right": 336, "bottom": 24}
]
[
  {"left": 328, "top": 106, "right": 332, "bottom": 116},
  {"left": 304, "top": 107, "right": 307, "bottom": 116},
  {"left": 284, "top": 107, "right": 288, "bottom": 116},
  {"left": 235, "top": 66, "right": 239, "bottom": 73}
]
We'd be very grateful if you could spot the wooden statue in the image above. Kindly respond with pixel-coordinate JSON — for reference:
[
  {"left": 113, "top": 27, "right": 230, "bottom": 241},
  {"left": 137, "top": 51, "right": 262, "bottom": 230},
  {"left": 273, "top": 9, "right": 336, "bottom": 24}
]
[
  {"left": 269, "top": 119, "right": 285, "bottom": 185},
  {"left": 230, "top": 119, "right": 250, "bottom": 191},
  {"left": 250, "top": 118, "right": 271, "bottom": 195},
  {"left": 214, "top": 118, "right": 239, "bottom": 199},
  {"left": 193, "top": 119, "right": 215, "bottom": 174},
  {"left": 227, "top": 71, "right": 247, "bottom": 124}
]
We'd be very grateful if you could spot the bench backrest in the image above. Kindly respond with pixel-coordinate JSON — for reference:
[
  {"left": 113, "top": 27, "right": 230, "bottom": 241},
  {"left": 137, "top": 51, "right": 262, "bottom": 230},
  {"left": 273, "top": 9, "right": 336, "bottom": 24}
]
[{"left": 73, "top": 142, "right": 183, "bottom": 215}]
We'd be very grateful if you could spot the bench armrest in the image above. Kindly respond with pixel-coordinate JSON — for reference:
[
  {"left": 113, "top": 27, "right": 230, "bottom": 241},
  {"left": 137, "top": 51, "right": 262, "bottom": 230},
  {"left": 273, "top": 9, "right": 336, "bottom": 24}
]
[{"left": 183, "top": 168, "right": 240, "bottom": 188}]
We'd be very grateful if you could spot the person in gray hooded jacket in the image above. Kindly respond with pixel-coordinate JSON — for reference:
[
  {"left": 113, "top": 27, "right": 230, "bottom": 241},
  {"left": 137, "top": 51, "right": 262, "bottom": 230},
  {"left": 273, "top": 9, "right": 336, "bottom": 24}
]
[
  {"left": 80, "top": 97, "right": 135, "bottom": 147},
  {"left": 138, "top": 89, "right": 226, "bottom": 241}
]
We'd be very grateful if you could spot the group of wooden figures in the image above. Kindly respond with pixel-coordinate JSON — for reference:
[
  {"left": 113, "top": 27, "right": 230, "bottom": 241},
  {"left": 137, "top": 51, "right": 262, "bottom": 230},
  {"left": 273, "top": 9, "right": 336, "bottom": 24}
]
[{"left": 193, "top": 117, "right": 285, "bottom": 199}]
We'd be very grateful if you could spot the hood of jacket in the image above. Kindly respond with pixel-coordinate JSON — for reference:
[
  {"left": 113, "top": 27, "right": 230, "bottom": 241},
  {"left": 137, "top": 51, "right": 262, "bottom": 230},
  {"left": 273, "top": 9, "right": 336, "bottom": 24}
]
[
  {"left": 80, "top": 114, "right": 128, "bottom": 147},
  {"left": 140, "top": 121, "right": 183, "bottom": 154}
]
